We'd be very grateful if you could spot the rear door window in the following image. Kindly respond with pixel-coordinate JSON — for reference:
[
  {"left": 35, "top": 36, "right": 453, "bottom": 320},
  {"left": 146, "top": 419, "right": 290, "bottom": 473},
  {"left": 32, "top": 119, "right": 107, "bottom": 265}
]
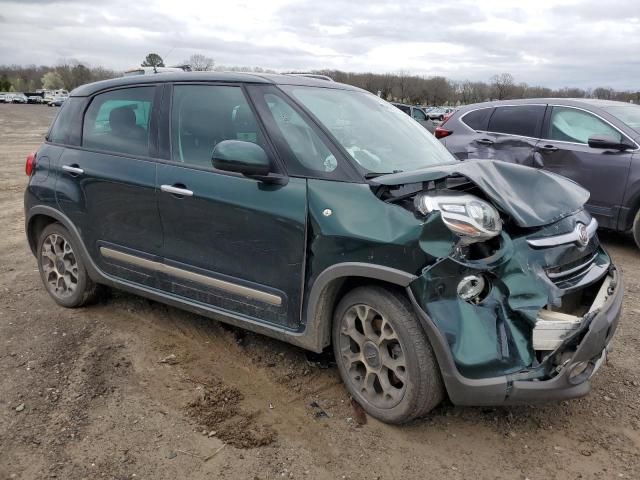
[
  {"left": 487, "top": 105, "right": 546, "bottom": 138},
  {"left": 396, "top": 105, "right": 410, "bottom": 115},
  {"left": 461, "top": 107, "right": 494, "bottom": 131},
  {"left": 82, "top": 87, "right": 155, "bottom": 157},
  {"left": 547, "top": 106, "right": 623, "bottom": 144}
]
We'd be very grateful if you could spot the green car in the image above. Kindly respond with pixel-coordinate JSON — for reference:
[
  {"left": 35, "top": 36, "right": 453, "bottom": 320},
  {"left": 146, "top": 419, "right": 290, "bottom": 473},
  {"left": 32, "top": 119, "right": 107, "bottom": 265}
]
[{"left": 24, "top": 73, "right": 622, "bottom": 424}]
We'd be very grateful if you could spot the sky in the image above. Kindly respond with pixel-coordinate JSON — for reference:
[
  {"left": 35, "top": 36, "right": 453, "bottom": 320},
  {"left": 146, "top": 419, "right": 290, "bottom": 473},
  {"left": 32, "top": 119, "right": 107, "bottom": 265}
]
[{"left": 0, "top": 0, "right": 639, "bottom": 89}]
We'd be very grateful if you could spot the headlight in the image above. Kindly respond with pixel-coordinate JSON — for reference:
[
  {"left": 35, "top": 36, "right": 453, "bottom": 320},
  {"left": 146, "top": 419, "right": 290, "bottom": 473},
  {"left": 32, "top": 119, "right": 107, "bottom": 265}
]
[{"left": 415, "top": 192, "right": 502, "bottom": 243}]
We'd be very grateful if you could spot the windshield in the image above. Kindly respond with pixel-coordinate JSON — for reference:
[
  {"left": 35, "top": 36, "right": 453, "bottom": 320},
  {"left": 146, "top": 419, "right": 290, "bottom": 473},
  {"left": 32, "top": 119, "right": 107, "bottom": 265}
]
[
  {"left": 281, "top": 86, "right": 457, "bottom": 173},
  {"left": 604, "top": 105, "right": 640, "bottom": 131}
]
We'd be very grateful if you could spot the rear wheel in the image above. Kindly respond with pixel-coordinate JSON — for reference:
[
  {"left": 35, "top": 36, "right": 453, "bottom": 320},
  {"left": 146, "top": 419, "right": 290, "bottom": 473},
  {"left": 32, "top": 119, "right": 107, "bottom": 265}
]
[
  {"left": 332, "top": 286, "right": 444, "bottom": 424},
  {"left": 37, "top": 223, "right": 100, "bottom": 307},
  {"left": 632, "top": 209, "right": 640, "bottom": 249}
]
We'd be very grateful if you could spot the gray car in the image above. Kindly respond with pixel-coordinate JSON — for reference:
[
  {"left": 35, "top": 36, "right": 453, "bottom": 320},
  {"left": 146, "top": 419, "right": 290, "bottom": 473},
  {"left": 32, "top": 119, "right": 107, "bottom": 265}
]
[
  {"left": 391, "top": 102, "right": 434, "bottom": 132},
  {"left": 438, "top": 99, "right": 640, "bottom": 246}
]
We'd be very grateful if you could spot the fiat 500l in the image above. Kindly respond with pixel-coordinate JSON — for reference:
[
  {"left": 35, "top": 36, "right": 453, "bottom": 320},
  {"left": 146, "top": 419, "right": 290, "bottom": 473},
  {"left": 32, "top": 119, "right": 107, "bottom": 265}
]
[{"left": 24, "top": 73, "right": 622, "bottom": 424}]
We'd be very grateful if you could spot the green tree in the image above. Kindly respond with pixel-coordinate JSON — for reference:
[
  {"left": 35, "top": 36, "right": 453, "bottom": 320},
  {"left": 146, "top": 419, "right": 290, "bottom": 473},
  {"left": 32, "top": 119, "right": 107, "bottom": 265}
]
[
  {"left": 141, "top": 53, "right": 165, "bottom": 68},
  {"left": 41, "top": 71, "right": 64, "bottom": 90},
  {"left": 0, "top": 74, "right": 11, "bottom": 91}
]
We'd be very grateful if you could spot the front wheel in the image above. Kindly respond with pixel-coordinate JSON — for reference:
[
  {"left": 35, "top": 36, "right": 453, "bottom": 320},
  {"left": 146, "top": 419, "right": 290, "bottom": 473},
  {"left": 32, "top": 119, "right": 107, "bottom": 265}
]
[{"left": 332, "top": 286, "right": 444, "bottom": 424}]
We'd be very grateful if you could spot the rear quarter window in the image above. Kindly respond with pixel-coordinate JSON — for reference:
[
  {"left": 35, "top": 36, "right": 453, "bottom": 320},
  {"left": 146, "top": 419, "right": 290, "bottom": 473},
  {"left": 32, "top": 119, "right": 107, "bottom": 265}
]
[
  {"left": 487, "top": 105, "right": 546, "bottom": 138},
  {"left": 460, "top": 107, "right": 494, "bottom": 131},
  {"left": 47, "top": 97, "right": 84, "bottom": 145}
]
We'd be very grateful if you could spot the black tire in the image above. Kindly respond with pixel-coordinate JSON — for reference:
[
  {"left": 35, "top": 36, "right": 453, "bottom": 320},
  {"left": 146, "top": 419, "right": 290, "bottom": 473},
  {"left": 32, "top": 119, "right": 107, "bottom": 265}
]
[
  {"left": 332, "top": 286, "right": 444, "bottom": 424},
  {"left": 36, "top": 223, "right": 100, "bottom": 308},
  {"left": 632, "top": 209, "right": 640, "bottom": 249}
]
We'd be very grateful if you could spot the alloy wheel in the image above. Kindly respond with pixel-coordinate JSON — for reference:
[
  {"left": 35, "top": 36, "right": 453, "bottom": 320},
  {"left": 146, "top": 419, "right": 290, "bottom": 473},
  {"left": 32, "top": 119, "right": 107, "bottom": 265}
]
[
  {"left": 337, "top": 304, "right": 407, "bottom": 409},
  {"left": 40, "top": 233, "right": 79, "bottom": 298}
]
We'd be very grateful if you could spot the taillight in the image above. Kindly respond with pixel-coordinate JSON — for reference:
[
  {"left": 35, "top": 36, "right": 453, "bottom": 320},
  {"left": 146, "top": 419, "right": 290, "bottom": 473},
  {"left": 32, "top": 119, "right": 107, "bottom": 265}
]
[
  {"left": 434, "top": 127, "right": 452, "bottom": 139},
  {"left": 25, "top": 151, "right": 36, "bottom": 176}
]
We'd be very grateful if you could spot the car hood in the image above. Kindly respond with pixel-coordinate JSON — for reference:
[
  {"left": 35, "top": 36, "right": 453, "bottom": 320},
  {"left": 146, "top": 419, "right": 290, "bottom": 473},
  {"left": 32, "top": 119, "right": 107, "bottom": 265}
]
[{"left": 372, "top": 159, "right": 590, "bottom": 228}]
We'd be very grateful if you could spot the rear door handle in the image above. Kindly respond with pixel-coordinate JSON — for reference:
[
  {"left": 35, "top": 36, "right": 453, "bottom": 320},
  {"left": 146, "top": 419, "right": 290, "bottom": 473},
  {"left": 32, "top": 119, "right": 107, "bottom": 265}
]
[
  {"left": 62, "top": 164, "right": 84, "bottom": 175},
  {"left": 538, "top": 144, "right": 559, "bottom": 153},
  {"left": 161, "top": 184, "right": 193, "bottom": 197},
  {"left": 475, "top": 138, "right": 494, "bottom": 145}
]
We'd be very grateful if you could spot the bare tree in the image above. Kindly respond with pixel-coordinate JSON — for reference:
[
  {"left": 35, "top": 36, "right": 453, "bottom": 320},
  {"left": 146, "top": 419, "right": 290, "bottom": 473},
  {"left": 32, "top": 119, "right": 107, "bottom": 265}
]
[
  {"left": 490, "top": 72, "right": 515, "bottom": 100},
  {"left": 185, "top": 53, "right": 214, "bottom": 71}
]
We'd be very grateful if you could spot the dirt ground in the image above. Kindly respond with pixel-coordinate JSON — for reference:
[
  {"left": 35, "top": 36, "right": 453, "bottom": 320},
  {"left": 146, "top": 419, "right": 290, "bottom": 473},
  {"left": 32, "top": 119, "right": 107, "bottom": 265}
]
[{"left": 1, "top": 103, "right": 639, "bottom": 480}]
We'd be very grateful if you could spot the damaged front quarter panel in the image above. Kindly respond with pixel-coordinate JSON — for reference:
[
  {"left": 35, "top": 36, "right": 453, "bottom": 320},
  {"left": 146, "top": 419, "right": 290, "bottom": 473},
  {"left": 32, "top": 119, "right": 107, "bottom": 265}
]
[{"left": 308, "top": 159, "right": 617, "bottom": 392}]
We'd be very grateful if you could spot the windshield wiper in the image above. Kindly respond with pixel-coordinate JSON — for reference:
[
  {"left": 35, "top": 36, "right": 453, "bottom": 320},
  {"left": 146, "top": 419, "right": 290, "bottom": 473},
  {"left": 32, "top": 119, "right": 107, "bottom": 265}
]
[{"left": 364, "top": 170, "right": 403, "bottom": 179}]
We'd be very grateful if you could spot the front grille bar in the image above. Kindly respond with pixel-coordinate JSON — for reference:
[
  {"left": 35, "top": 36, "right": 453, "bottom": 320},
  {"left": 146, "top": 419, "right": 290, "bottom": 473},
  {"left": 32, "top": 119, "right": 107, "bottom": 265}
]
[
  {"left": 527, "top": 218, "right": 598, "bottom": 248},
  {"left": 546, "top": 251, "right": 599, "bottom": 280}
]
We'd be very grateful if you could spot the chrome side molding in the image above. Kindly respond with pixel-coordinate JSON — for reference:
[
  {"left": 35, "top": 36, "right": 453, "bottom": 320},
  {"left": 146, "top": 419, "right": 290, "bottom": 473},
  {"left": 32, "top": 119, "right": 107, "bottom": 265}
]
[{"left": 100, "top": 247, "right": 282, "bottom": 306}]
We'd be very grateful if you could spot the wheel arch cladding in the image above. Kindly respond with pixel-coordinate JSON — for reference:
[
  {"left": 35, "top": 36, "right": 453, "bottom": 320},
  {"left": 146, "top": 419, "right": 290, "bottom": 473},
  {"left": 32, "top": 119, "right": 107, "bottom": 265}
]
[{"left": 27, "top": 213, "right": 58, "bottom": 255}]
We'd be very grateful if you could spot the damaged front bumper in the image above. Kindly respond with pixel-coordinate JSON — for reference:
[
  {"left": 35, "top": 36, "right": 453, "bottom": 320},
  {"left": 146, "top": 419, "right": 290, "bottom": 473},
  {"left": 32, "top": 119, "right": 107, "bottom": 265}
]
[{"left": 409, "top": 267, "right": 622, "bottom": 405}]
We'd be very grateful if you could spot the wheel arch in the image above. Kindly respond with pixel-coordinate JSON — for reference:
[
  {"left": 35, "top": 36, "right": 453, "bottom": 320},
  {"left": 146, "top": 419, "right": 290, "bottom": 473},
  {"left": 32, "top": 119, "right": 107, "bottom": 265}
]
[
  {"left": 25, "top": 206, "right": 99, "bottom": 278},
  {"left": 302, "top": 263, "right": 418, "bottom": 353},
  {"left": 26, "top": 213, "right": 59, "bottom": 255}
]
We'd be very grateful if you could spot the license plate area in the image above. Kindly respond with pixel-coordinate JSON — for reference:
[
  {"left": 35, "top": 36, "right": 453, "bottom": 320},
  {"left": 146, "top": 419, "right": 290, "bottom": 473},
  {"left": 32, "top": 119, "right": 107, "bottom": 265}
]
[{"left": 533, "top": 274, "right": 613, "bottom": 351}]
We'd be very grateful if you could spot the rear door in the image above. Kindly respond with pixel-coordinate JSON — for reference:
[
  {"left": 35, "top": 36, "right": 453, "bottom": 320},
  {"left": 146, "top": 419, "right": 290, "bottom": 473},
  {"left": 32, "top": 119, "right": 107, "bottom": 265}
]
[
  {"left": 444, "top": 106, "right": 494, "bottom": 156},
  {"left": 155, "top": 83, "right": 307, "bottom": 329},
  {"left": 475, "top": 105, "right": 546, "bottom": 166},
  {"left": 536, "top": 105, "right": 634, "bottom": 229},
  {"left": 55, "top": 85, "right": 163, "bottom": 288}
]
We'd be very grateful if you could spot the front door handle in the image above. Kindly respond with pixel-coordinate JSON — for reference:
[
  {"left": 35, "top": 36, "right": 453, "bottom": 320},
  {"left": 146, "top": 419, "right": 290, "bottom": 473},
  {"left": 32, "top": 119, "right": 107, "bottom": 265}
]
[
  {"left": 475, "top": 138, "right": 494, "bottom": 145},
  {"left": 538, "top": 144, "right": 559, "bottom": 153},
  {"left": 161, "top": 184, "right": 193, "bottom": 197},
  {"left": 62, "top": 164, "right": 84, "bottom": 175}
]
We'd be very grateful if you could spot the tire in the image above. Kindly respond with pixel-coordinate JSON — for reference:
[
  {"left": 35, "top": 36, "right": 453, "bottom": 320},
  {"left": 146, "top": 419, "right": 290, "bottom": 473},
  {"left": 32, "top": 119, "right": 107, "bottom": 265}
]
[
  {"left": 332, "top": 286, "right": 444, "bottom": 424},
  {"left": 36, "top": 223, "right": 100, "bottom": 308},
  {"left": 632, "top": 209, "right": 640, "bottom": 249}
]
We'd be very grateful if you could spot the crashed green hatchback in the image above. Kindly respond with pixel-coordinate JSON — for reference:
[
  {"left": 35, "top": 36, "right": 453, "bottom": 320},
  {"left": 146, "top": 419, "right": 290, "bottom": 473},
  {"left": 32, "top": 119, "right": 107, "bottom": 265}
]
[{"left": 27, "top": 73, "right": 622, "bottom": 424}]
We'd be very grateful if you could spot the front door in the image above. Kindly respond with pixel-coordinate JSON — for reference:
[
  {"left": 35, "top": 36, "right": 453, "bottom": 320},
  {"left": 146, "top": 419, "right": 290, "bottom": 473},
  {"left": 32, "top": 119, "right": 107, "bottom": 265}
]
[
  {"left": 536, "top": 105, "right": 633, "bottom": 229},
  {"left": 156, "top": 84, "right": 307, "bottom": 329},
  {"left": 56, "top": 85, "right": 163, "bottom": 288}
]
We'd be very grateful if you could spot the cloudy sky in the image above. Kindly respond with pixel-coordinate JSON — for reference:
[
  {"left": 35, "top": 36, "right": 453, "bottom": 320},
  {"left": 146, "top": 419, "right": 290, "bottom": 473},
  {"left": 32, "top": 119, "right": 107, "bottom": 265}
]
[{"left": 0, "top": 0, "right": 639, "bottom": 89}]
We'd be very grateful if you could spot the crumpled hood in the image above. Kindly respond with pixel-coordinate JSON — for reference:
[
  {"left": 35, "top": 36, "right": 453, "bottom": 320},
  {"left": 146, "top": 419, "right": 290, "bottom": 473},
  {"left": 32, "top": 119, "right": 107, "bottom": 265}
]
[{"left": 373, "top": 159, "right": 590, "bottom": 228}]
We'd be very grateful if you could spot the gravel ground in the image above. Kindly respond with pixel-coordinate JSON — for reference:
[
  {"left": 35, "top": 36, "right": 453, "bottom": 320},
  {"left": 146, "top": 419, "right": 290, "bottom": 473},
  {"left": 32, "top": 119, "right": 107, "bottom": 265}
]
[{"left": 1, "top": 103, "right": 639, "bottom": 480}]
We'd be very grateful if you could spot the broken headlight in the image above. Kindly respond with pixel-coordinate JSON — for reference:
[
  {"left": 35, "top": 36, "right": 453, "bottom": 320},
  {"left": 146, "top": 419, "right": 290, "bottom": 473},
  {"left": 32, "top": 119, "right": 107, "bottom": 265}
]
[{"left": 415, "top": 192, "right": 502, "bottom": 243}]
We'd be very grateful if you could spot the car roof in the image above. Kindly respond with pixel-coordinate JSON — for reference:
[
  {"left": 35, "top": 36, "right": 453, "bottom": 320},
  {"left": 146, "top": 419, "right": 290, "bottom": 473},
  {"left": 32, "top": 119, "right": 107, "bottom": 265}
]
[
  {"left": 458, "top": 98, "right": 635, "bottom": 112},
  {"left": 70, "top": 72, "right": 364, "bottom": 97}
]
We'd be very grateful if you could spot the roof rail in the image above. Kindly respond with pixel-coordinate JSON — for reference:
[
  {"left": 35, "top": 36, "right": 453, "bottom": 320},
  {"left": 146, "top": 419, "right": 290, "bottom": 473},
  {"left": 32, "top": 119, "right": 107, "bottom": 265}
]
[{"left": 286, "top": 73, "right": 334, "bottom": 82}]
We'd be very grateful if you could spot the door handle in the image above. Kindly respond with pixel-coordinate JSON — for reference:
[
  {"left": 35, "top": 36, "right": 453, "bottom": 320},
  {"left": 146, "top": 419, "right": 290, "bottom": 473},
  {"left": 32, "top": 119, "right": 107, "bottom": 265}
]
[
  {"left": 62, "top": 164, "right": 84, "bottom": 175},
  {"left": 161, "top": 184, "right": 193, "bottom": 197},
  {"left": 475, "top": 138, "right": 494, "bottom": 145},
  {"left": 538, "top": 144, "right": 559, "bottom": 153}
]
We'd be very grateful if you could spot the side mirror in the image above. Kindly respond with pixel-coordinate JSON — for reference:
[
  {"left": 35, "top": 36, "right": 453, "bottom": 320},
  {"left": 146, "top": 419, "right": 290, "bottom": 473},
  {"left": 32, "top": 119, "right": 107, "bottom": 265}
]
[
  {"left": 588, "top": 134, "right": 634, "bottom": 151},
  {"left": 212, "top": 140, "right": 271, "bottom": 177}
]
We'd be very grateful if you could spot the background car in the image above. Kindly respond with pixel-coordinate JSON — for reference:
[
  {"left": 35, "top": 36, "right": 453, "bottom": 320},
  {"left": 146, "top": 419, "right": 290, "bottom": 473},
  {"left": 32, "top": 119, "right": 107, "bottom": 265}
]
[
  {"left": 48, "top": 95, "right": 66, "bottom": 107},
  {"left": 27, "top": 95, "right": 43, "bottom": 104},
  {"left": 0, "top": 93, "right": 6, "bottom": 103},
  {"left": 391, "top": 102, "right": 434, "bottom": 132},
  {"left": 11, "top": 93, "right": 28, "bottom": 104},
  {"left": 438, "top": 98, "right": 640, "bottom": 246}
]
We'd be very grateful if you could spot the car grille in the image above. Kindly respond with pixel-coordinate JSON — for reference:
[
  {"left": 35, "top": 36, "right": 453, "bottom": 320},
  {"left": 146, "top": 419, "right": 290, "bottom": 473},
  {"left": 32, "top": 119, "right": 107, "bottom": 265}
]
[{"left": 545, "top": 250, "right": 599, "bottom": 288}]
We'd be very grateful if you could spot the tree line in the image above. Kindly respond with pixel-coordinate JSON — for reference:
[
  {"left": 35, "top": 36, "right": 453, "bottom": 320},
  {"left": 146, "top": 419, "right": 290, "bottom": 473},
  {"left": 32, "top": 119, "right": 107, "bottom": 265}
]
[
  {"left": 2, "top": 53, "right": 638, "bottom": 106},
  {"left": 306, "top": 70, "right": 640, "bottom": 105}
]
